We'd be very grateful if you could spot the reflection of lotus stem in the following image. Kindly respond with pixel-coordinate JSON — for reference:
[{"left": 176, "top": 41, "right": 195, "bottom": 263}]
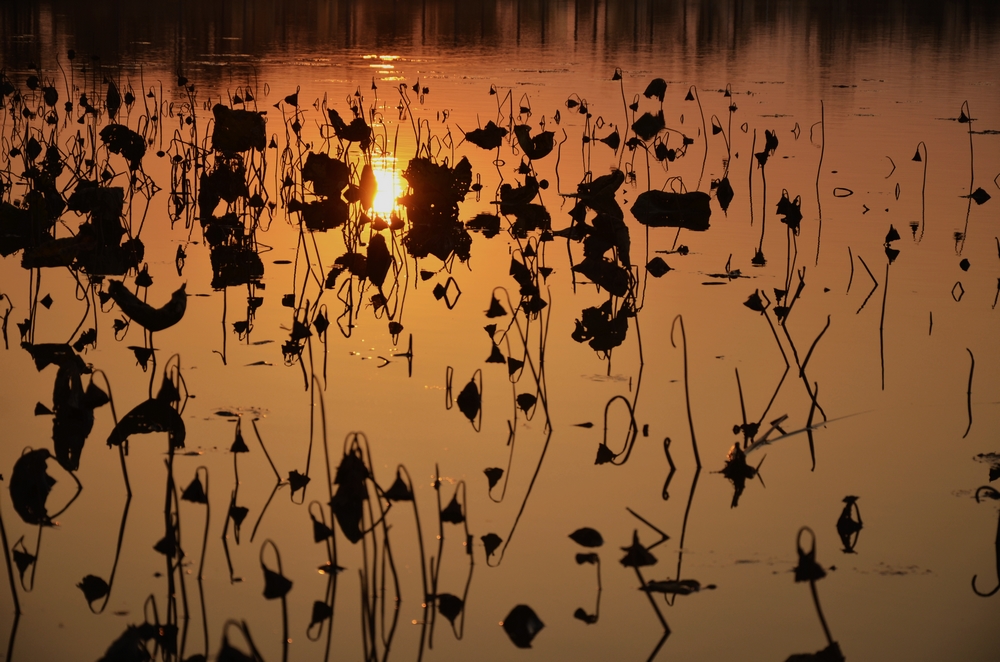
[
  {"left": 963, "top": 348, "right": 975, "bottom": 439},
  {"left": 972, "top": 487, "right": 1000, "bottom": 597},
  {"left": 815, "top": 100, "right": 825, "bottom": 266},
  {"left": 880, "top": 262, "right": 889, "bottom": 390},
  {"left": 914, "top": 141, "right": 927, "bottom": 242},
  {"left": 670, "top": 316, "right": 701, "bottom": 468},
  {"left": 0, "top": 488, "right": 21, "bottom": 616},
  {"left": 688, "top": 86, "right": 707, "bottom": 192},
  {"left": 809, "top": 578, "right": 834, "bottom": 647},
  {"left": 748, "top": 130, "right": 756, "bottom": 227}
]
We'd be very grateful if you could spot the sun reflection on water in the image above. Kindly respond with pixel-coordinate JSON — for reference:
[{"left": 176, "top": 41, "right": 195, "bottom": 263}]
[{"left": 370, "top": 155, "right": 404, "bottom": 216}]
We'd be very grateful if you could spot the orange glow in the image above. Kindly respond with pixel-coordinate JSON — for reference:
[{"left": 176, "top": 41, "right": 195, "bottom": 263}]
[{"left": 370, "top": 156, "right": 403, "bottom": 216}]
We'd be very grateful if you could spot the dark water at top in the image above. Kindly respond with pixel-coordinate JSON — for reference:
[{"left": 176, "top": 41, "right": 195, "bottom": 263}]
[{"left": 0, "top": 2, "right": 999, "bottom": 661}]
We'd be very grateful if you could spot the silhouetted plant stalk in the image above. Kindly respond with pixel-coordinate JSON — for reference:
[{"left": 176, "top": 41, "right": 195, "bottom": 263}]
[
  {"left": 796, "top": 527, "right": 836, "bottom": 650},
  {"left": 670, "top": 315, "right": 701, "bottom": 469},
  {"left": 963, "top": 348, "right": 975, "bottom": 439},
  {"left": 0, "top": 481, "right": 21, "bottom": 619},
  {"left": 685, "top": 85, "right": 708, "bottom": 191},
  {"left": 972, "top": 486, "right": 1000, "bottom": 597},
  {"left": 260, "top": 539, "right": 291, "bottom": 662},
  {"left": 488, "top": 288, "right": 554, "bottom": 565},
  {"left": 912, "top": 141, "right": 928, "bottom": 241},
  {"left": 603, "top": 395, "right": 639, "bottom": 465}
]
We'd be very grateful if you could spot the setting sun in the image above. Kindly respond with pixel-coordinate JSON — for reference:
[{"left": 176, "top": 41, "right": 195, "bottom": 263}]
[{"left": 369, "top": 156, "right": 403, "bottom": 216}]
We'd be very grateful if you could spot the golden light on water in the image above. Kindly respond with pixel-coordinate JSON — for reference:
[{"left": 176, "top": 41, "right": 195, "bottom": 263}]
[{"left": 370, "top": 156, "right": 404, "bottom": 216}]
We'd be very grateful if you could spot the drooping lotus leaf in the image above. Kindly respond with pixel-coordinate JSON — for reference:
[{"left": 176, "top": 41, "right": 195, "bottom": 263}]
[{"left": 106, "top": 399, "right": 186, "bottom": 449}]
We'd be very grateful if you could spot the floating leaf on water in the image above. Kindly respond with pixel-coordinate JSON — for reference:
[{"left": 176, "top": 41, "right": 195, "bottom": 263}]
[
  {"left": 34, "top": 402, "right": 52, "bottom": 416},
  {"left": 437, "top": 593, "right": 464, "bottom": 624},
  {"left": 484, "top": 324, "right": 497, "bottom": 338},
  {"left": 574, "top": 608, "right": 598, "bottom": 624},
  {"left": 641, "top": 579, "right": 706, "bottom": 595},
  {"left": 262, "top": 565, "right": 292, "bottom": 600},
  {"left": 645, "top": 257, "right": 671, "bottom": 277},
  {"left": 569, "top": 527, "right": 604, "bottom": 548},
  {"left": 318, "top": 563, "right": 345, "bottom": 575},
  {"left": 502, "top": 605, "right": 544, "bottom": 648},
  {"left": 884, "top": 224, "right": 900, "bottom": 244},
  {"left": 440, "top": 494, "right": 465, "bottom": 524},
  {"left": 959, "top": 259, "right": 970, "bottom": 272},
  {"left": 885, "top": 246, "right": 900, "bottom": 264},
  {"left": 507, "top": 356, "right": 523, "bottom": 376},
  {"left": 484, "top": 468, "right": 504, "bottom": 490},
  {"left": 181, "top": 476, "right": 208, "bottom": 504},
  {"left": 619, "top": 531, "right": 657, "bottom": 568},
  {"left": 466, "top": 213, "right": 501, "bottom": 238},
  {"left": 574, "top": 422, "right": 594, "bottom": 428},
  {"left": 715, "top": 177, "right": 735, "bottom": 211},
  {"left": 456, "top": 380, "right": 481, "bottom": 422},
  {"left": 575, "top": 553, "right": 599, "bottom": 565},
  {"left": 631, "top": 190, "right": 711, "bottom": 231},
  {"left": 77, "top": 574, "right": 110, "bottom": 604},
  {"left": 599, "top": 129, "right": 621, "bottom": 151},
  {"left": 970, "top": 187, "right": 991, "bottom": 205}
]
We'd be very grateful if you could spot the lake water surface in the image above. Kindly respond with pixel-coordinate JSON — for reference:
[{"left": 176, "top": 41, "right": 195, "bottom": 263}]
[{"left": 1, "top": 2, "right": 999, "bottom": 661}]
